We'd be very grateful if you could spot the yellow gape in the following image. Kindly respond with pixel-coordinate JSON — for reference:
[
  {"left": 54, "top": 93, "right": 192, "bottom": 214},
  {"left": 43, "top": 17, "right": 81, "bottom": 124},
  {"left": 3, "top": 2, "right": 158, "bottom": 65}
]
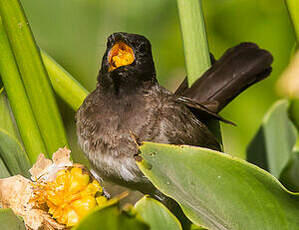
[{"left": 108, "top": 41, "right": 135, "bottom": 71}]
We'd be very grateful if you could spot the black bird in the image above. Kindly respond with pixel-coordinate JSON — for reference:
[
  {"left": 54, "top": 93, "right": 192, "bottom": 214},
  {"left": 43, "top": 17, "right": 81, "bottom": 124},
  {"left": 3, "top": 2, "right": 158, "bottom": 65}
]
[{"left": 76, "top": 32, "right": 273, "bottom": 199}]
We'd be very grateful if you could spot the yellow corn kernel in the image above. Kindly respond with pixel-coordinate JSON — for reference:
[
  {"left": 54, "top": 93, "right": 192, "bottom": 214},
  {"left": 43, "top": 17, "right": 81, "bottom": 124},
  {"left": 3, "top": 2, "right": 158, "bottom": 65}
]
[
  {"left": 72, "top": 195, "right": 97, "bottom": 218},
  {"left": 68, "top": 168, "right": 90, "bottom": 193},
  {"left": 66, "top": 208, "right": 79, "bottom": 227},
  {"left": 81, "top": 180, "right": 102, "bottom": 197},
  {"left": 32, "top": 167, "right": 105, "bottom": 226}
]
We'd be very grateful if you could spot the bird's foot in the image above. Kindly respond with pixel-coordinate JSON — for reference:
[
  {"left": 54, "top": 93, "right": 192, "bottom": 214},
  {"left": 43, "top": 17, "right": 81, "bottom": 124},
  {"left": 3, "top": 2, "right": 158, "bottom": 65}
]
[{"left": 90, "top": 168, "right": 111, "bottom": 199}]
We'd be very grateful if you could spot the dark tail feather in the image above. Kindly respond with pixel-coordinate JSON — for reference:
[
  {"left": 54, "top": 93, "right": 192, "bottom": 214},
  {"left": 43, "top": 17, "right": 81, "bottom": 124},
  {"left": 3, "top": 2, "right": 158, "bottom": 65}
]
[
  {"left": 176, "top": 43, "right": 273, "bottom": 113},
  {"left": 175, "top": 53, "right": 216, "bottom": 96}
]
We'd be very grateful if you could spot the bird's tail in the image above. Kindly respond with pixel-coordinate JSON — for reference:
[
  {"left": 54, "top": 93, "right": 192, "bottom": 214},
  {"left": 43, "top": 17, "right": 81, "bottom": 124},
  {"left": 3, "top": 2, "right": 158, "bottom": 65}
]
[{"left": 176, "top": 43, "right": 273, "bottom": 113}]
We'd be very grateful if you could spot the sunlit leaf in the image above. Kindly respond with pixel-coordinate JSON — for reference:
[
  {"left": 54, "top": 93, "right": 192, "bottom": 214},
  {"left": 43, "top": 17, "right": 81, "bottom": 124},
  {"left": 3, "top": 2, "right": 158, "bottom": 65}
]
[
  {"left": 137, "top": 142, "right": 299, "bottom": 230},
  {"left": 135, "top": 196, "right": 182, "bottom": 230}
]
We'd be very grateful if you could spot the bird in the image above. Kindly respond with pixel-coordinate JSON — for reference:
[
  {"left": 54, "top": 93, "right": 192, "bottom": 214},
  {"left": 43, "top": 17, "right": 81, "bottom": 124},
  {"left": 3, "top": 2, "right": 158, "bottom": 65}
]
[{"left": 76, "top": 32, "right": 273, "bottom": 201}]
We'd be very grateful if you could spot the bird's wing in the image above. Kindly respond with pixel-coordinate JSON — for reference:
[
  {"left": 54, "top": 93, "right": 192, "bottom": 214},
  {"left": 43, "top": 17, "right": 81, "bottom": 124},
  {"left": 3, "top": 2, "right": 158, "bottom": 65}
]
[
  {"left": 175, "top": 53, "right": 217, "bottom": 96},
  {"left": 175, "top": 96, "right": 235, "bottom": 125},
  {"left": 175, "top": 43, "right": 273, "bottom": 113},
  {"left": 145, "top": 87, "right": 221, "bottom": 151},
  {"left": 154, "top": 100, "right": 221, "bottom": 151}
]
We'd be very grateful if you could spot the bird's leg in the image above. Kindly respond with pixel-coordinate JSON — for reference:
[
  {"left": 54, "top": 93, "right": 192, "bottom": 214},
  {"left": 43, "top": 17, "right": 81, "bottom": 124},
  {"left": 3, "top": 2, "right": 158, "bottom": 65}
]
[{"left": 90, "top": 168, "right": 111, "bottom": 199}]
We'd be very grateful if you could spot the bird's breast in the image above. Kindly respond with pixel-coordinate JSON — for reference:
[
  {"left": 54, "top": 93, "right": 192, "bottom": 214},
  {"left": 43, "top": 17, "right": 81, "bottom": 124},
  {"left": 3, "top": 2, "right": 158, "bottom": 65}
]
[{"left": 76, "top": 89, "right": 162, "bottom": 185}]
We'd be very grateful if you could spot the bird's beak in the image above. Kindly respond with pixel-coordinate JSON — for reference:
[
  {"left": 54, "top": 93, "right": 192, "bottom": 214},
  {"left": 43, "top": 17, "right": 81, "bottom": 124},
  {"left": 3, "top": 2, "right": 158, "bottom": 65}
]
[{"left": 108, "top": 41, "right": 135, "bottom": 72}]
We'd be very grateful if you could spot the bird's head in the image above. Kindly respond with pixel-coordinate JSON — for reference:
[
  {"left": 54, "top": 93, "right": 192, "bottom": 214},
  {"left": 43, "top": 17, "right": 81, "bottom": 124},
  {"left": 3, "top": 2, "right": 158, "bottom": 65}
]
[{"left": 98, "top": 32, "right": 156, "bottom": 90}]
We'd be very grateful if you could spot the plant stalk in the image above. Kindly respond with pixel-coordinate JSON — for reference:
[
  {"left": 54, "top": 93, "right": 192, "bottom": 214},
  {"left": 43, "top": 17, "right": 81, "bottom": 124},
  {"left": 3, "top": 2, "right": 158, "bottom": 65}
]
[
  {"left": 0, "top": 19, "right": 47, "bottom": 163},
  {"left": 0, "top": 0, "right": 69, "bottom": 155},
  {"left": 177, "top": 0, "right": 211, "bottom": 86},
  {"left": 176, "top": 0, "right": 222, "bottom": 143}
]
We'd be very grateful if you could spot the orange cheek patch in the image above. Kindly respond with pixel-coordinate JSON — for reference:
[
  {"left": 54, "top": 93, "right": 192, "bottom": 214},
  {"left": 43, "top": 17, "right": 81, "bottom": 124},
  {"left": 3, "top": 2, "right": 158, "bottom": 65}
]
[{"left": 108, "top": 41, "right": 135, "bottom": 71}]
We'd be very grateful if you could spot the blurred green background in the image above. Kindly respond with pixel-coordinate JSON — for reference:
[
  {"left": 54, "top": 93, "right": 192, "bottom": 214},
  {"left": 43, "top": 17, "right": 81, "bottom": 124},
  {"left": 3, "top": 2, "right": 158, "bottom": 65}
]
[{"left": 20, "top": 0, "right": 296, "bottom": 159}]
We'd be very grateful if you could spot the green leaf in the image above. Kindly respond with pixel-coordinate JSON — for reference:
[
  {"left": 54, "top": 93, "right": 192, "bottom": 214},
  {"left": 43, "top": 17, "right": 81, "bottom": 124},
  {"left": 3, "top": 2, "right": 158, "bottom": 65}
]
[
  {"left": 280, "top": 151, "right": 299, "bottom": 192},
  {"left": 40, "top": 50, "right": 88, "bottom": 111},
  {"left": 0, "top": 129, "right": 30, "bottom": 177},
  {"left": 137, "top": 142, "right": 299, "bottom": 230},
  {"left": 0, "top": 0, "right": 69, "bottom": 155},
  {"left": 0, "top": 209, "right": 26, "bottom": 230},
  {"left": 0, "top": 157, "right": 10, "bottom": 178},
  {"left": 289, "top": 98, "right": 299, "bottom": 139},
  {"left": 135, "top": 196, "right": 182, "bottom": 230},
  {"left": 247, "top": 100, "right": 297, "bottom": 178},
  {"left": 0, "top": 91, "right": 31, "bottom": 176},
  {"left": 72, "top": 204, "right": 149, "bottom": 230},
  {"left": 0, "top": 89, "right": 19, "bottom": 140},
  {"left": 190, "top": 225, "right": 207, "bottom": 230}
]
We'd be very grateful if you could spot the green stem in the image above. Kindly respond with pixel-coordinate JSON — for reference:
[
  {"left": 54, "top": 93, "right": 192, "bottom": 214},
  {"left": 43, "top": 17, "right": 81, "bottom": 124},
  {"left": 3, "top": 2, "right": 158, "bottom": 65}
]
[
  {"left": 0, "top": 0, "right": 68, "bottom": 156},
  {"left": 0, "top": 19, "right": 47, "bottom": 163},
  {"left": 41, "top": 50, "right": 88, "bottom": 111},
  {"left": 285, "top": 0, "right": 299, "bottom": 43},
  {"left": 177, "top": 0, "right": 222, "bottom": 143},
  {"left": 177, "top": 0, "right": 211, "bottom": 86}
]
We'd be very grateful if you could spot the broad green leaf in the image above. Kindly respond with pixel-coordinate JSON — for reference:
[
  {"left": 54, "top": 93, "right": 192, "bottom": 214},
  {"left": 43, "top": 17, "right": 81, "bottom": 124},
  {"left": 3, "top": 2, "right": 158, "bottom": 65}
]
[
  {"left": 0, "top": 129, "right": 30, "bottom": 177},
  {"left": 135, "top": 196, "right": 182, "bottom": 230},
  {"left": 0, "top": 91, "right": 30, "bottom": 177},
  {"left": 72, "top": 204, "right": 149, "bottom": 230},
  {"left": 0, "top": 90, "right": 19, "bottom": 140},
  {"left": 137, "top": 142, "right": 299, "bottom": 230},
  {"left": 0, "top": 209, "right": 26, "bottom": 230},
  {"left": 247, "top": 100, "right": 297, "bottom": 178},
  {"left": 280, "top": 151, "right": 299, "bottom": 192},
  {"left": 0, "top": 156, "right": 10, "bottom": 178},
  {"left": 190, "top": 225, "right": 207, "bottom": 230}
]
